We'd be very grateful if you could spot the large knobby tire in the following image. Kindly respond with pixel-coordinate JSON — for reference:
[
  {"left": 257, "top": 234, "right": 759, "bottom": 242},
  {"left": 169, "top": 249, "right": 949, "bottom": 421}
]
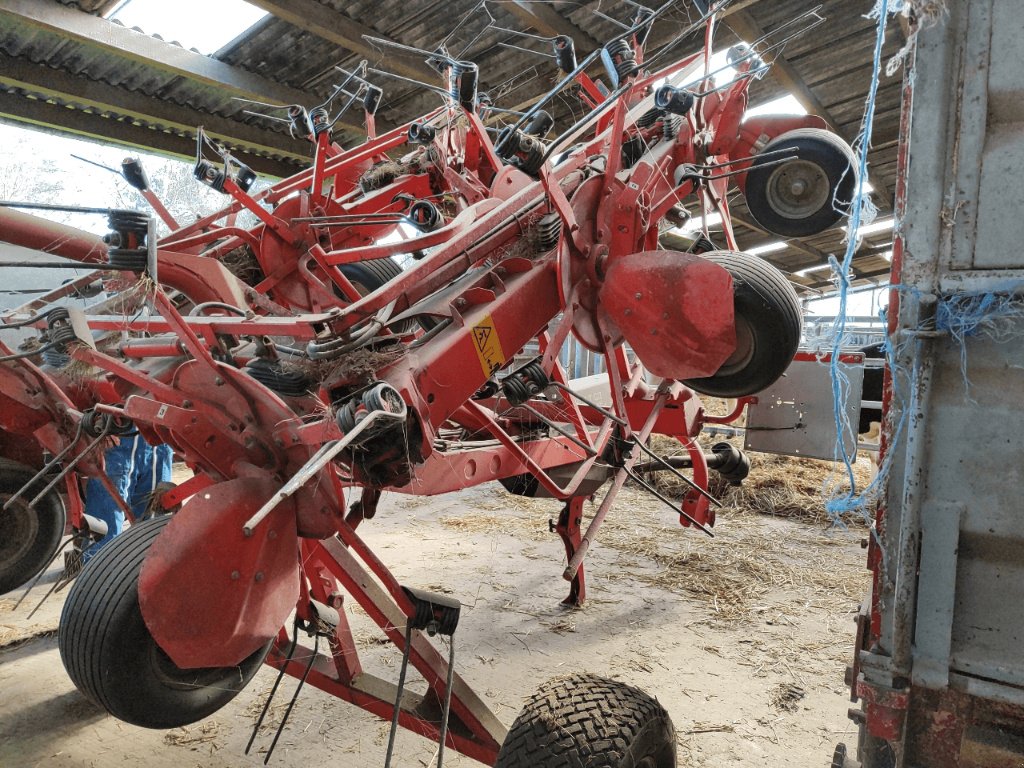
[
  {"left": 496, "top": 674, "right": 676, "bottom": 768},
  {"left": 59, "top": 515, "right": 270, "bottom": 728},
  {"left": 0, "top": 462, "right": 66, "bottom": 595},
  {"left": 684, "top": 251, "right": 801, "bottom": 398},
  {"left": 743, "top": 128, "right": 858, "bottom": 238}
]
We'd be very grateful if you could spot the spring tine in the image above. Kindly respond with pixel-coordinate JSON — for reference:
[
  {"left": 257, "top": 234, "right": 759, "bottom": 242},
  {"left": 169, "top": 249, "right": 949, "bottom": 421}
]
[
  {"left": 623, "top": 467, "right": 715, "bottom": 536},
  {"left": 363, "top": 35, "right": 456, "bottom": 66},
  {"left": 246, "top": 623, "right": 300, "bottom": 756},
  {"left": 25, "top": 576, "right": 64, "bottom": 620},
  {"left": 630, "top": 438, "right": 723, "bottom": 510},
  {"left": 489, "top": 24, "right": 555, "bottom": 43},
  {"left": 329, "top": 90, "right": 363, "bottom": 129},
  {"left": 3, "top": 421, "right": 84, "bottom": 512},
  {"left": 549, "top": 381, "right": 628, "bottom": 426},
  {"left": 243, "top": 110, "right": 293, "bottom": 125},
  {"left": 496, "top": 41, "right": 556, "bottom": 59},
  {"left": 435, "top": 637, "right": 457, "bottom": 768},
  {"left": 517, "top": 403, "right": 597, "bottom": 457},
  {"left": 366, "top": 68, "right": 452, "bottom": 101},
  {"left": 26, "top": 426, "right": 110, "bottom": 511},
  {"left": 70, "top": 155, "right": 122, "bottom": 176},
  {"left": 230, "top": 96, "right": 291, "bottom": 110},
  {"left": 11, "top": 536, "right": 75, "bottom": 611},
  {"left": 700, "top": 145, "right": 797, "bottom": 168},
  {"left": 263, "top": 631, "right": 318, "bottom": 765},
  {"left": 383, "top": 622, "right": 414, "bottom": 768},
  {"left": 593, "top": 10, "right": 631, "bottom": 30}
]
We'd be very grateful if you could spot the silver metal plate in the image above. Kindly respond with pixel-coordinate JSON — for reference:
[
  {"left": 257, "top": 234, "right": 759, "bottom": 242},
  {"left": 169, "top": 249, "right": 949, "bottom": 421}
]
[{"left": 744, "top": 355, "right": 864, "bottom": 461}]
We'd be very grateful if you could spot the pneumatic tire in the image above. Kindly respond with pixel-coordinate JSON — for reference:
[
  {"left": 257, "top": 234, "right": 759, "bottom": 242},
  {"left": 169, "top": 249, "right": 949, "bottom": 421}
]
[
  {"left": 684, "top": 251, "right": 802, "bottom": 398},
  {"left": 496, "top": 673, "right": 677, "bottom": 768},
  {"left": 59, "top": 515, "right": 270, "bottom": 728},
  {"left": 743, "top": 128, "right": 858, "bottom": 238},
  {"left": 0, "top": 463, "right": 66, "bottom": 595}
]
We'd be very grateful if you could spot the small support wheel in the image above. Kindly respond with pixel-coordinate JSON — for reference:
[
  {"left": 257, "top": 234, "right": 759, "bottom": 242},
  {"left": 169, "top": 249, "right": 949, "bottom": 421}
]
[
  {"left": 684, "top": 251, "right": 802, "bottom": 398},
  {"left": 496, "top": 674, "right": 676, "bottom": 768},
  {"left": 743, "top": 128, "right": 858, "bottom": 238},
  {"left": 59, "top": 516, "right": 270, "bottom": 728}
]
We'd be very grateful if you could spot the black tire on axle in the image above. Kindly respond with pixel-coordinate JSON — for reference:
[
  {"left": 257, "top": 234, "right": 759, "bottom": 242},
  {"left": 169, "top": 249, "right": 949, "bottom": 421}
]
[
  {"left": 743, "top": 127, "right": 858, "bottom": 238},
  {"left": 684, "top": 250, "right": 802, "bottom": 399},
  {"left": 495, "top": 673, "right": 676, "bottom": 768},
  {"left": 59, "top": 515, "right": 270, "bottom": 728},
  {"left": 0, "top": 462, "right": 66, "bottom": 595}
]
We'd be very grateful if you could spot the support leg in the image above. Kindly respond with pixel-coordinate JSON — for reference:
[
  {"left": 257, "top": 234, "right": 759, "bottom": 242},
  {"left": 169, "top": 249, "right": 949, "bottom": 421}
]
[{"left": 555, "top": 496, "right": 587, "bottom": 606}]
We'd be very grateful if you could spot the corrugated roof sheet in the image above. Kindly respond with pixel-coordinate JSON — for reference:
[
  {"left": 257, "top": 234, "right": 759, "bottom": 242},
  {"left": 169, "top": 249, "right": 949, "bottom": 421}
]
[{"left": 1, "top": 0, "right": 903, "bottom": 290}]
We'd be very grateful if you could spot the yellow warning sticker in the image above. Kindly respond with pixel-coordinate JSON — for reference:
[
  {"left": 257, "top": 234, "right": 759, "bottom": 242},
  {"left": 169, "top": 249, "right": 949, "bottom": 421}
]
[{"left": 471, "top": 315, "right": 505, "bottom": 378}]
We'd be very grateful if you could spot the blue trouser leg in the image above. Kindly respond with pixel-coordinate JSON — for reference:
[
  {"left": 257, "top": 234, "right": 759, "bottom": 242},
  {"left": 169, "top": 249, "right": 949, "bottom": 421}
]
[
  {"left": 128, "top": 442, "right": 173, "bottom": 519},
  {"left": 82, "top": 435, "right": 138, "bottom": 562}
]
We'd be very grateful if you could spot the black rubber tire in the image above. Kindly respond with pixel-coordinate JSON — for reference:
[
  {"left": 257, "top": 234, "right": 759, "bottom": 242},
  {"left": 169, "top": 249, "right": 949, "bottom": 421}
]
[
  {"left": 59, "top": 516, "right": 270, "bottom": 728},
  {"left": 338, "top": 256, "right": 402, "bottom": 294},
  {"left": 743, "top": 128, "right": 858, "bottom": 238},
  {"left": 684, "top": 251, "right": 802, "bottom": 398},
  {"left": 338, "top": 257, "right": 435, "bottom": 331},
  {"left": 496, "top": 673, "right": 676, "bottom": 768},
  {"left": 0, "top": 463, "right": 66, "bottom": 595}
]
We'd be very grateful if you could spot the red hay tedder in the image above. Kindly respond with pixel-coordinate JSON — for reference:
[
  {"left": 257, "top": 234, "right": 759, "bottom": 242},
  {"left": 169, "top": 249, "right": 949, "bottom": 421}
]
[{"left": 0, "top": 3, "right": 856, "bottom": 765}]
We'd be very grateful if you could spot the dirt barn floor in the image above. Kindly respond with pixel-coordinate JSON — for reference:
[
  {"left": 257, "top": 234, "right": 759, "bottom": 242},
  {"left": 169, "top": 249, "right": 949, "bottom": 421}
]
[{"left": 0, "top": 463, "right": 873, "bottom": 768}]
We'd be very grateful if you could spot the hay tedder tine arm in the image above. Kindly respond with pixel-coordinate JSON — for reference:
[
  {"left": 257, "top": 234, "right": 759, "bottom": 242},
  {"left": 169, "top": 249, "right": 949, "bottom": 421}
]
[{"left": 263, "top": 535, "right": 506, "bottom": 765}]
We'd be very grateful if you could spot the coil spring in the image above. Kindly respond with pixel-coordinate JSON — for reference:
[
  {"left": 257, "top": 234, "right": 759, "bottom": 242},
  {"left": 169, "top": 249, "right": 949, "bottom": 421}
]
[
  {"left": 335, "top": 382, "right": 407, "bottom": 434},
  {"left": 245, "top": 358, "right": 313, "bottom": 398},
  {"left": 106, "top": 209, "right": 150, "bottom": 271},
  {"left": 535, "top": 213, "right": 562, "bottom": 252},
  {"left": 606, "top": 39, "right": 640, "bottom": 82},
  {"left": 498, "top": 128, "right": 547, "bottom": 177},
  {"left": 309, "top": 107, "right": 331, "bottom": 136},
  {"left": 501, "top": 360, "right": 548, "bottom": 406},
  {"left": 635, "top": 107, "right": 664, "bottom": 129},
  {"left": 662, "top": 115, "right": 682, "bottom": 140},
  {"left": 403, "top": 586, "right": 460, "bottom": 635},
  {"left": 46, "top": 307, "right": 77, "bottom": 352},
  {"left": 408, "top": 200, "right": 442, "bottom": 231},
  {"left": 448, "top": 61, "right": 478, "bottom": 111},
  {"left": 81, "top": 409, "right": 135, "bottom": 438}
]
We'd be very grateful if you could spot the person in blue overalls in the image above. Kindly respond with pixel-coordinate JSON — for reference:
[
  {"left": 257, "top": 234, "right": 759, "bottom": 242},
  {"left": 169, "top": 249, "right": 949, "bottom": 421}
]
[{"left": 81, "top": 431, "right": 173, "bottom": 562}]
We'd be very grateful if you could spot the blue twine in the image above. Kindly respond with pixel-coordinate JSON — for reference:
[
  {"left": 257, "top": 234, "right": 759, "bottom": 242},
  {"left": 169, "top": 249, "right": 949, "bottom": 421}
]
[
  {"left": 824, "top": 0, "right": 895, "bottom": 525},
  {"left": 935, "top": 284, "right": 1024, "bottom": 400}
]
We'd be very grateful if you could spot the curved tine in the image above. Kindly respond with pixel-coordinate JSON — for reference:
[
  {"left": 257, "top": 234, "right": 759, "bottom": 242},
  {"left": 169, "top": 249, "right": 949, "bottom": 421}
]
[
  {"left": 3, "top": 420, "right": 84, "bottom": 512},
  {"left": 243, "top": 110, "right": 293, "bottom": 125},
  {"left": 497, "top": 41, "right": 556, "bottom": 59},
  {"left": 594, "top": 9, "right": 631, "bottom": 30},
  {"left": 366, "top": 68, "right": 452, "bottom": 101},
  {"left": 489, "top": 24, "right": 557, "bottom": 43},
  {"left": 329, "top": 90, "right": 363, "bottom": 129},
  {"left": 27, "top": 418, "right": 112, "bottom": 511},
  {"left": 363, "top": 35, "right": 456, "bottom": 67},
  {"left": 263, "top": 632, "right": 319, "bottom": 765},
  {"left": 12, "top": 536, "right": 76, "bottom": 611},
  {"left": 315, "top": 60, "right": 367, "bottom": 112},
  {"left": 230, "top": 97, "right": 293, "bottom": 111},
  {"left": 246, "top": 622, "right": 299, "bottom": 755}
]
